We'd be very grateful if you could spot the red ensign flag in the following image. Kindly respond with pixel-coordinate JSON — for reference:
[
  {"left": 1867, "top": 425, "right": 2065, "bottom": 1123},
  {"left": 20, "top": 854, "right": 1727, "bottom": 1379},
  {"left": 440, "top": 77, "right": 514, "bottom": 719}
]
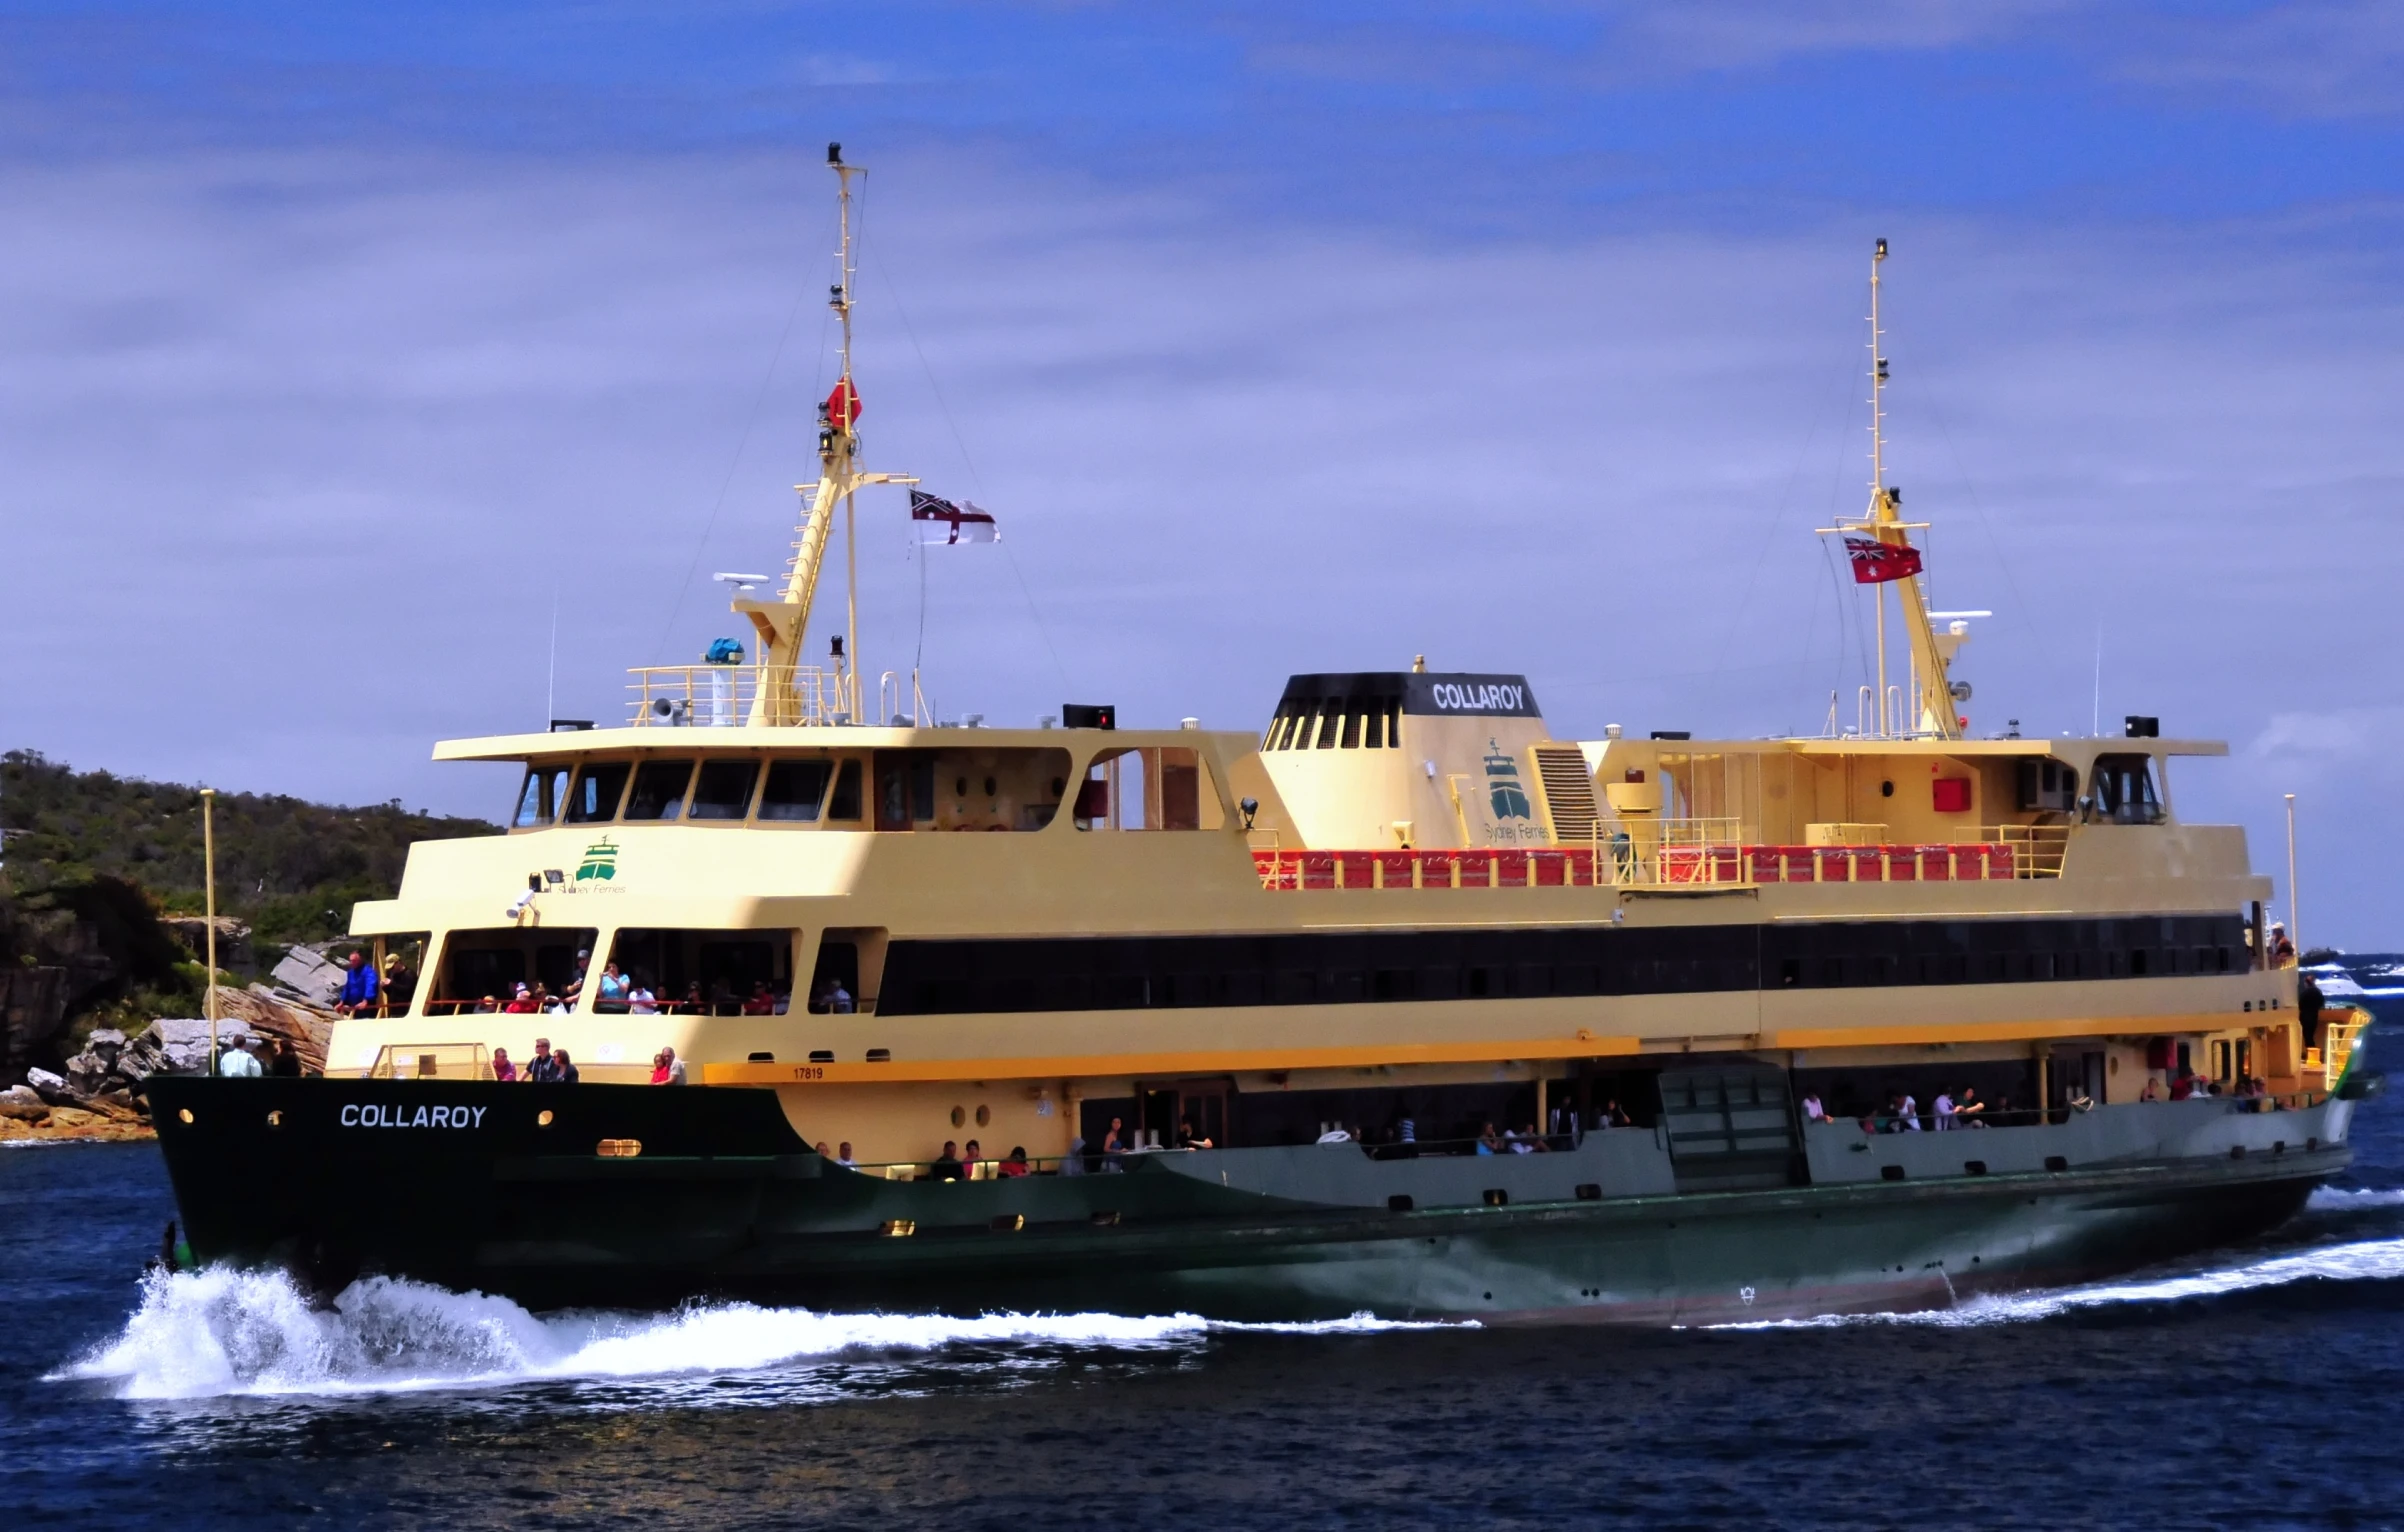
[{"left": 1845, "top": 535, "right": 1923, "bottom": 585}]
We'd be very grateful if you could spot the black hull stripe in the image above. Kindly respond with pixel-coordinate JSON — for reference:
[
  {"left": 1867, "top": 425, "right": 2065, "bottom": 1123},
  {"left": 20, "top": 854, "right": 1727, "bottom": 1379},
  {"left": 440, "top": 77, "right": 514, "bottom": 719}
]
[{"left": 877, "top": 914, "right": 2248, "bottom": 1017}]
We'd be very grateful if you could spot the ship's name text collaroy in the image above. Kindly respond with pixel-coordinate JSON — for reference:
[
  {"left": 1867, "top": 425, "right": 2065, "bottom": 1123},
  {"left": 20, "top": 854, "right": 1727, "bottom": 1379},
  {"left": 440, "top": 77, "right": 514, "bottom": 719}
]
[{"left": 340, "top": 1103, "right": 489, "bottom": 1130}]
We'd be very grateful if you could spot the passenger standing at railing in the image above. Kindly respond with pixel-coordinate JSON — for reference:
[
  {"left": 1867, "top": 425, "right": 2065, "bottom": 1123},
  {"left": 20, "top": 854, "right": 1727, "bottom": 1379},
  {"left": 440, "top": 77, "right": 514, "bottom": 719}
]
[
  {"left": 595, "top": 963, "right": 629, "bottom": 1010},
  {"left": 334, "top": 952, "right": 378, "bottom": 1017},
  {"left": 1932, "top": 1090, "right": 1957, "bottom": 1130},
  {"left": 1955, "top": 1086, "right": 1987, "bottom": 1125},
  {"left": 628, "top": 979, "right": 657, "bottom": 1015},
  {"left": 491, "top": 1047, "right": 517, "bottom": 1082},
  {"left": 834, "top": 1142, "right": 857, "bottom": 1168}
]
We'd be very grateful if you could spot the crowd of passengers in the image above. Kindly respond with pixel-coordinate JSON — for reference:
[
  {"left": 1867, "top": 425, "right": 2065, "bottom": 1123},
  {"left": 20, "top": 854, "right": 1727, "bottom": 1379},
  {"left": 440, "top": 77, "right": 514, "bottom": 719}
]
[
  {"left": 1801, "top": 1072, "right": 2293, "bottom": 1133},
  {"left": 446, "top": 947, "right": 857, "bottom": 1017}
]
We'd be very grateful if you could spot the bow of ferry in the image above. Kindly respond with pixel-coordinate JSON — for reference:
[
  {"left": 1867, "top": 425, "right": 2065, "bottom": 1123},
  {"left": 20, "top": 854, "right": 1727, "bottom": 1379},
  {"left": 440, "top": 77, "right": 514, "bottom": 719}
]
[{"left": 150, "top": 163, "right": 2370, "bottom": 1324}]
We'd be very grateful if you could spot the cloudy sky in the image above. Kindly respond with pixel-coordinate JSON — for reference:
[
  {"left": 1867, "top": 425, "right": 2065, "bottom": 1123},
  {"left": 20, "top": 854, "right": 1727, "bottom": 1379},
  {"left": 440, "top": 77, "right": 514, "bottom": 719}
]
[{"left": 5, "top": 1, "right": 2401, "bottom": 941}]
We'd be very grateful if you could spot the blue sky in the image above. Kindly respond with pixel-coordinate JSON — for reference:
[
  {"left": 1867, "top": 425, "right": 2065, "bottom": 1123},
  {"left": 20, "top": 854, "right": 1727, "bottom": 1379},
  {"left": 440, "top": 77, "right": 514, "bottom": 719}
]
[{"left": 6, "top": 1, "right": 2403, "bottom": 940}]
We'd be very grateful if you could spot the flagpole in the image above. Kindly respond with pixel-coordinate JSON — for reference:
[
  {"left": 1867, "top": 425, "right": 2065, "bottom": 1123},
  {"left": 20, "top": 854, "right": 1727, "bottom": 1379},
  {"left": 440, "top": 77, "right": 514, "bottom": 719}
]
[
  {"left": 202, "top": 788, "right": 218, "bottom": 1068},
  {"left": 2285, "top": 792, "right": 2300, "bottom": 957},
  {"left": 1868, "top": 240, "right": 1889, "bottom": 736}
]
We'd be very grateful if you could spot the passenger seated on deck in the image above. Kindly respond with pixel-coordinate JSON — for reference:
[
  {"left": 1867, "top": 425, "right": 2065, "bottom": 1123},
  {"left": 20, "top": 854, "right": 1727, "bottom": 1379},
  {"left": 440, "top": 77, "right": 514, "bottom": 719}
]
[
  {"left": 1601, "top": 1097, "right": 1632, "bottom": 1129},
  {"left": 928, "top": 1141, "right": 966, "bottom": 1181},
  {"left": 1476, "top": 1122, "right": 1502, "bottom": 1156},
  {"left": 999, "top": 1146, "right": 1031, "bottom": 1177},
  {"left": 1801, "top": 1091, "right": 1829, "bottom": 1123},
  {"left": 2139, "top": 1077, "right": 2161, "bottom": 1102},
  {"left": 491, "top": 1047, "right": 517, "bottom": 1082},
  {"left": 1955, "top": 1086, "right": 1987, "bottom": 1125},
  {"left": 742, "top": 982, "right": 777, "bottom": 1016},
  {"left": 503, "top": 983, "right": 536, "bottom": 1015},
  {"left": 963, "top": 1139, "right": 984, "bottom": 1177},
  {"left": 1177, "top": 1116, "right": 1214, "bottom": 1150},
  {"left": 679, "top": 981, "right": 705, "bottom": 1014}
]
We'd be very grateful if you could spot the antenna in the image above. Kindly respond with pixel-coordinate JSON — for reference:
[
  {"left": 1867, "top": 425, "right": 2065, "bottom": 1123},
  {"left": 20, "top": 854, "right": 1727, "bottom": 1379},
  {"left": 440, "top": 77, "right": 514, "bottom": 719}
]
[{"left": 724, "top": 144, "right": 918, "bottom": 726}]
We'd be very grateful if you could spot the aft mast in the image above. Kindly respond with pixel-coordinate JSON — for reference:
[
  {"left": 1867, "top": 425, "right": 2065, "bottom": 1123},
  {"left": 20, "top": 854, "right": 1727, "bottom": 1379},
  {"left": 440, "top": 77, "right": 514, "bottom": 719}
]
[
  {"left": 736, "top": 141, "right": 917, "bottom": 725},
  {"left": 1820, "top": 239, "right": 1963, "bottom": 740}
]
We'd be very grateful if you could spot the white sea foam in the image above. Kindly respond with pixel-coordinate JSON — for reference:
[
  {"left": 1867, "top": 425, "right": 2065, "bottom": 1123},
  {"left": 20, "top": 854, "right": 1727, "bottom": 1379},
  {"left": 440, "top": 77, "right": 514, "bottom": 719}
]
[
  {"left": 1715, "top": 1236, "right": 2404, "bottom": 1330},
  {"left": 49, "top": 1267, "right": 1446, "bottom": 1401},
  {"left": 2308, "top": 1186, "right": 2404, "bottom": 1210}
]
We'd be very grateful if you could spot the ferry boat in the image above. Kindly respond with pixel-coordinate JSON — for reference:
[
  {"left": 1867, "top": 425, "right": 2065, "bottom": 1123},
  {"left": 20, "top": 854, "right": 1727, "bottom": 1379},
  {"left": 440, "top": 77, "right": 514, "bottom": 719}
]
[{"left": 150, "top": 151, "right": 2376, "bottom": 1324}]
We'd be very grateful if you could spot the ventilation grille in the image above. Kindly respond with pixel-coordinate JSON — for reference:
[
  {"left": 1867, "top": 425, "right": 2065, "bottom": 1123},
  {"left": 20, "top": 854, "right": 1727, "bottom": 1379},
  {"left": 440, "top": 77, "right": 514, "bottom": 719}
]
[{"left": 1531, "top": 745, "right": 1602, "bottom": 843}]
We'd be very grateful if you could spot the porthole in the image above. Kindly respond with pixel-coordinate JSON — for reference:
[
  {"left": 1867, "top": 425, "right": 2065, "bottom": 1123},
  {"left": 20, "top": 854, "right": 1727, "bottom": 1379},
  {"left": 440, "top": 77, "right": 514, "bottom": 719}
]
[
  {"left": 537, "top": 1109, "right": 555, "bottom": 1128},
  {"left": 177, "top": 1108, "right": 194, "bottom": 1125},
  {"left": 975, "top": 1104, "right": 991, "bottom": 1127},
  {"left": 951, "top": 1105, "right": 966, "bottom": 1128},
  {"left": 1880, "top": 780, "right": 1895, "bottom": 798},
  {"left": 955, "top": 777, "right": 968, "bottom": 797},
  {"left": 984, "top": 776, "right": 997, "bottom": 796}
]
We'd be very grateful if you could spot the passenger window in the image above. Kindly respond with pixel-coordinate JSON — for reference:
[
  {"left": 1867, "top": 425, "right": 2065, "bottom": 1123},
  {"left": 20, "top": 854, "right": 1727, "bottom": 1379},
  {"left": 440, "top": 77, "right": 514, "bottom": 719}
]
[
  {"left": 827, "top": 759, "right": 864, "bottom": 820},
  {"left": 760, "top": 759, "right": 834, "bottom": 822},
  {"left": 513, "top": 765, "right": 569, "bottom": 828},
  {"left": 688, "top": 759, "right": 759, "bottom": 821},
  {"left": 623, "top": 759, "right": 696, "bottom": 821},
  {"left": 563, "top": 762, "right": 631, "bottom": 823}
]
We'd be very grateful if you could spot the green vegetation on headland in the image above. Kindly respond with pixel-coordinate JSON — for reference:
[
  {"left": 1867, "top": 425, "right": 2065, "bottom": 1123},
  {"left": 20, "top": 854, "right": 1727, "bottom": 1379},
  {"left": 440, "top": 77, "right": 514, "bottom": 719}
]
[{"left": 0, "top": 749, "right": 498, "bottom": 1049}]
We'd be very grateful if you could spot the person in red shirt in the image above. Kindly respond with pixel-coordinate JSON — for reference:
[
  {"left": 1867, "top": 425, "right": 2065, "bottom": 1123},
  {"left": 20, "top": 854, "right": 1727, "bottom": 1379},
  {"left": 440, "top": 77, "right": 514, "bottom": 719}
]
[
  {"left": 503, "top": 984, "right": 537, "bottom": 1015},
  {"left": 741, "top": 982, "right": 777, "bottom": 1016},
  {"left": 996, "top": 1146, "right": 1032, "bottom": 1178}
]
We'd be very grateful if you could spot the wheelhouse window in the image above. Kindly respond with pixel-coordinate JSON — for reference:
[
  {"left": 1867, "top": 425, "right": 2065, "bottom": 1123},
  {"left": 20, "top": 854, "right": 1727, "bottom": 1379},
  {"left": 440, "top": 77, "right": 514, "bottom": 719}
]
[
  {"left": 760, "top": 759, "right": 835, "bottom": 822},
  {"left": 689, "top": 758, "right": 759, "bottom": 821},
  {"left": 425, "top": 926, "right": 599, "bottom": 1016},
  {"left": 827, "top": 759, "right": 864, "bottom": 821},
  {"left": 564, "top": 762, "right": 631, "bottom": 823},
  {"left": 605, "top": 928, "right": 793, "bottom": 1015},
  {"left": 513, "top": 765, "right": 569, "bottom": 828},
  {"left": 2092, "top": 754, "right": 2165, "bottom": 825},
  {"left": 623, "top": 759, "right": 696, "bottom": 821}
]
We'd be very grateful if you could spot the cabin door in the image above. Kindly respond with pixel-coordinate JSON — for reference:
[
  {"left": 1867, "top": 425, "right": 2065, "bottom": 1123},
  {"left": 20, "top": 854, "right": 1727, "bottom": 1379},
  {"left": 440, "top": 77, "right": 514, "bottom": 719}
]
[{"left": 1137, "top": 1079, "right": 1230, "bottom": 1150}]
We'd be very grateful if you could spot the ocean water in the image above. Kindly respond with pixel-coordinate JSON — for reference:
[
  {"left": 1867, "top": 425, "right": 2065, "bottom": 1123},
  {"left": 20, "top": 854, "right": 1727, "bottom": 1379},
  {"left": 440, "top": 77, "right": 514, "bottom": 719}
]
[{"left": 10, "top": 999, "right": 2404, "bottom": 1529}]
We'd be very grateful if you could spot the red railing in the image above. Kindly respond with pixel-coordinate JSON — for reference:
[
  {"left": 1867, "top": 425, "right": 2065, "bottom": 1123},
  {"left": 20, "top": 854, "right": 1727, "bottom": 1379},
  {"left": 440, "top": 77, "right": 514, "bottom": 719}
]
[{"left": 1251, "top": 842, "right": 2015, "bottom": 890}]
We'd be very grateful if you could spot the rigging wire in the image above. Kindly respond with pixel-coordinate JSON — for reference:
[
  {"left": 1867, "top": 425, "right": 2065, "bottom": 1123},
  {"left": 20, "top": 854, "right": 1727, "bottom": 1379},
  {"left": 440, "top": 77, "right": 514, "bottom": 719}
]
[{"left": 865, "top": 241, "right": 1076, "bottom": 695}]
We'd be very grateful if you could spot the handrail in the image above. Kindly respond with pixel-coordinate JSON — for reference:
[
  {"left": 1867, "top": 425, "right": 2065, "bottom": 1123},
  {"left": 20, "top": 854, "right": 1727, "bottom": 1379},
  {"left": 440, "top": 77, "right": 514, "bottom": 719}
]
[
  {"left": 1249, "top": 837, "right": 2030, "bottom": 891},
  {"left": 626, "top": 663, "right": 845, "bottom": 727}
]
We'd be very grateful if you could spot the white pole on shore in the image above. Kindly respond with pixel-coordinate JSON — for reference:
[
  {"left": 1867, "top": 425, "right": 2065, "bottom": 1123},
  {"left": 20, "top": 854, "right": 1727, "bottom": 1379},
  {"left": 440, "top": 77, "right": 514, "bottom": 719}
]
[
  {"left": 2284, "top": 792, "right": 2300, "bottom": 957},
  {"left": 202, "top": 788, "right": 219, "bottom": 1068}
]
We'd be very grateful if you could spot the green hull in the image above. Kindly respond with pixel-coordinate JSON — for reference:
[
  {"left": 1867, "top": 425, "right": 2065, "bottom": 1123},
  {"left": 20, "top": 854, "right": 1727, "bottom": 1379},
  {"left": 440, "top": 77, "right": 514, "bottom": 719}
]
[{"left": 147, "top": 1077, "right": 2344, "bottom": 1324}]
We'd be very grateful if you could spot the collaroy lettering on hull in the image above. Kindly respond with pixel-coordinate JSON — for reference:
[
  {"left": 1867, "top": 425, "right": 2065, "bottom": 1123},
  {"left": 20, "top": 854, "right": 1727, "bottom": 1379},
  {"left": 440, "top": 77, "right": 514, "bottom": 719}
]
[{"left": 339, "top": 1103, "right": 489, "bottom": 1130}]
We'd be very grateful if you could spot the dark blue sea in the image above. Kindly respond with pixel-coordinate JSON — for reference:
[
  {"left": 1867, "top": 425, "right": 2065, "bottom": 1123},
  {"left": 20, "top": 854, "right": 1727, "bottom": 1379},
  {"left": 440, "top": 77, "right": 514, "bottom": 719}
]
[{"left": 10, "top": 966, "right": 2404, "bottom": 1530}]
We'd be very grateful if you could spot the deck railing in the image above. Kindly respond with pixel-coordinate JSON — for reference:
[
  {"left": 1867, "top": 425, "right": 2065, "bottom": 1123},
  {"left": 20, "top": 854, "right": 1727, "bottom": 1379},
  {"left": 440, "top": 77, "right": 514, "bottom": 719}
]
[
  {"left": 625, "top": 664, "right": 846, "bottom": 727},
  {"left": 1251, "top": 835, "right": 2035, "bottom": 892}
]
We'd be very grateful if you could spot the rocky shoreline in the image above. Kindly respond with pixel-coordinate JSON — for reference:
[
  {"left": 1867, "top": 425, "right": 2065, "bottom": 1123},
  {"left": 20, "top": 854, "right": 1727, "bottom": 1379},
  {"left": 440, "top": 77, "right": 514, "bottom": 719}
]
[{"left": 1, "top": 968, "right": 337, "bottom": 1145}]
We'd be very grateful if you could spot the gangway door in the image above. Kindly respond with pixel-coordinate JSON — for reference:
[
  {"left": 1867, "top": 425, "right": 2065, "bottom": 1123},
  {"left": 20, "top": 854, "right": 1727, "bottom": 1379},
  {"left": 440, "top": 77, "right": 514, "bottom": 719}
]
[{"left": 1658, "top": 1064, "right": 1801, "bottom": 1193}]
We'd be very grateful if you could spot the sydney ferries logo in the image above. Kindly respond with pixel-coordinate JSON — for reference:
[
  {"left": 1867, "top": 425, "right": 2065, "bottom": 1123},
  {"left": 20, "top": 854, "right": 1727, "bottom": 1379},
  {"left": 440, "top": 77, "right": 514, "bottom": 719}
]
[{"left": 574, "top": 837, "right": 619, "bottom": 884}]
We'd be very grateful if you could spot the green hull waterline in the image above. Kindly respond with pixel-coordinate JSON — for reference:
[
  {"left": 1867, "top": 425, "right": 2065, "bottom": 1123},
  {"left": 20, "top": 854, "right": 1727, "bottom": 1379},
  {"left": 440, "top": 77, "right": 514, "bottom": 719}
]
[{"left": 146, "top": 1078, "right": 2348, "bottom": 1326}]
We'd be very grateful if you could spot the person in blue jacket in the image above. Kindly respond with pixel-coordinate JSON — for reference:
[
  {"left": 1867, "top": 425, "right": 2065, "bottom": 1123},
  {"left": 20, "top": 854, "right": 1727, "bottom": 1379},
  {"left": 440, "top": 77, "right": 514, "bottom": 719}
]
[{"left": 334, "top": 951, "right": 379, "bottom": 1015}]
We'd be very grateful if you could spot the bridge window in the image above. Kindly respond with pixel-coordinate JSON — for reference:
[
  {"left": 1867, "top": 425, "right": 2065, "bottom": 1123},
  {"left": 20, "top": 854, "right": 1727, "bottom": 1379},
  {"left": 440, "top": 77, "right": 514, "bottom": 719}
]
[
  {"left": 563, "top": 762, "right": 631, "bottom": 823},
  {"left": 512, "top": 765, "right": 569, "bottom": 828},
  {"left": 828, "top": 759, "right": 864, "bottom": 821},
  {"left": 2093, "top": 754, "right": 2165, "bottom": 825},
  {"left": 760, "top": 759, "right": 835, "bottom": 822},
  {"left": 623, "top": 759, "right": 695, "bottom": 821},
  {"left": 688, "top": 758, "right": 759, "bottom": 820}
]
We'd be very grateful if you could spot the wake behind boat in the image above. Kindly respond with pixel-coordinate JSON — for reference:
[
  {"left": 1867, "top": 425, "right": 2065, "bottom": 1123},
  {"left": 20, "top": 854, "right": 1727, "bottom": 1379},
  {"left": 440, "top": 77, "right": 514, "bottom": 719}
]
[{"left": 149, "top": 149, "right": 2376, "bottom": 1324}]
